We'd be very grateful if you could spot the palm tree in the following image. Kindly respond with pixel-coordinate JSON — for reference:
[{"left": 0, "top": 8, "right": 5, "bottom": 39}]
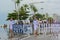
[
  {"left": 13, "top": 0, "right": 22, "bottom": 20},
  {"left": 29, "top": 13, "right": 46, "bottom": 20},
  {"left": 7, "top": 5, "right": 29, "bottom": 20},
  {"left": 15, "top": 0, "right": 21, "bottom": 6},
  {"left": 47, "top": 17, "right": 53, "bottom": 24},
  {"left": 12, "top": 0, "right": 21, "bottom": 9},
  {"left": 30, "top": 4, "right": 38, "bottom": 14}
]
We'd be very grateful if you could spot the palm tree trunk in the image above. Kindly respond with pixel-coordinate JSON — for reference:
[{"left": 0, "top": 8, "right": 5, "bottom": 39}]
[{"left": 15, "top": 3, "right": 16, "bottom": 9}]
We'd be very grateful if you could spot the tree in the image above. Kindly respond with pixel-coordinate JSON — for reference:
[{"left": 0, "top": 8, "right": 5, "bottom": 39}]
[
  {"left": 29, "top": 17, "right": 33, "bottom": 23},
  {"left": 30, "top": 4, "right": 38, "bottom": 14},
  {"left": 19, "top": 5, "right": 29, "bottom": 20},
  {"left": 45, "top": 13, "right": 49, "bottom": 18},
  {"left": 7, "top": 0, "right": 38, "bottom": 20},
  {"left": 30, "top": 13, "right": 45, "bottom": 20},
  {"left": 15, "top": 0, "right": 21, "bottom": 6},
  {"left": 13, "top": 0, "right": 22, "bottom": 9},
  {"left": 7, "top": 12, "right": 18, "bottom": 20},
  {"left": 7, "top": 4, "right": 29, "bottom": 20},
  {"left": 47, "top": 17, "right": 53, "bottom": 23}
]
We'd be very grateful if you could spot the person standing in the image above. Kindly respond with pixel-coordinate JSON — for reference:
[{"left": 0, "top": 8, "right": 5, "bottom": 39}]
[
  {"left": 3, "top": 24, "right": 7, "bottom": 29},
  {"left": 9, "top": 18, "right": 15, "bottom": 39},
  {"left": 33, "top": 17, "right": 39, "bottom": 37}
]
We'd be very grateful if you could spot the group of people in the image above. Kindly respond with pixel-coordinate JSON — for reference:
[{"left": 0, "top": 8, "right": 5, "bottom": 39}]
[
  {"left": 9, "top": 17, "right": 55, "bottom": 38},
  {"left": 9, "top": 17, "right": 39, "bottom": 38}
]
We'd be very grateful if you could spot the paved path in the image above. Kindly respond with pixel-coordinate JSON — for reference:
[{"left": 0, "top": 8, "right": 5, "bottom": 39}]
[
  {"left": 21, "top": 35, "right": 60, "bottom": 40},
  {"left": 9, "top": 34, "right": 60, "bottom": 40}
]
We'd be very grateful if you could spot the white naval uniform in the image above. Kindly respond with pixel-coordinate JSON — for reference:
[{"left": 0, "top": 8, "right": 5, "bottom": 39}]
[
  {"left": 33, "top": 20, "right": 39, "bottom": 30},
  {"left": 9, "top": 20, "right": 15, "bottom": 30}
]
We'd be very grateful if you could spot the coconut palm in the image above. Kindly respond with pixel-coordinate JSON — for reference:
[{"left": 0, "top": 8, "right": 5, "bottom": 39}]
[
  {"left": 30, "top": 4, "right": 38, "bottom": 14},
  {"left": 29, "top": 13, "right": 46, "bottom": 21},
  {"left": 7, "top": 5, "right": 29, "bottom": 20}
]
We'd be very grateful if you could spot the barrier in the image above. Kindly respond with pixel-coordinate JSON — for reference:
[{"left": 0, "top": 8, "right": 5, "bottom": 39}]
[
  {"left": 12, "top": 23, "right": 60, "bottom": 35},
  {"left": 12, "top": 24, "right": 32, "bottom": 35},
  {"left": 13, "top": 24, "right": 23, "bottom": 34},
  {"left": 23, "top": 24, "right": 32, "bottom": 34},
  {"left": 39, "top": 23, "right": 60, "bottom": 35}
]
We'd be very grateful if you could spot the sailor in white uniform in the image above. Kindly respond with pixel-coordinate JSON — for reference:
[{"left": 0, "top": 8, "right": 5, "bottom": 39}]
[
  {"left": 33, "top": 17, "right": 39, "bottom": 37},
  {"left": 9, "top": 18, "right": 15, "bottom": 38}
]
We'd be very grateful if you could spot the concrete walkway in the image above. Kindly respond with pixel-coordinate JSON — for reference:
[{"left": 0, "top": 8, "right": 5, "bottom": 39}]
[
  {"left": 21, "top": 34, "right": 60, "bottom": 40},
  {"left": 9, "top": 34, "right": 60, "bottom": 40}
]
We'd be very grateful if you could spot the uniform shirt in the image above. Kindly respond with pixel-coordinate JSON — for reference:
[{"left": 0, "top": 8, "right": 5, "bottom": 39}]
[
  {"left": 9, "top": 20, "right": 15, "bottom": 30},
  {"left": 33, "top": 20, "right": 39, "bottom": 30}
]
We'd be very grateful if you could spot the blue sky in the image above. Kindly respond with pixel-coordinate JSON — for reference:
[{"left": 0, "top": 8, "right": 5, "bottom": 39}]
[
  {"left": 0, "top": 0, "right": 15, "bottom": 25},
  {"left": 0, "top": 0, "right": 60, "bottom": 25}
]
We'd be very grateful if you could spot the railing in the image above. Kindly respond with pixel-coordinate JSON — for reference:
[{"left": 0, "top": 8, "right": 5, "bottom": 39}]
[
  {"left": 12, "top": 24, "right": 33, "bottom": 35},
  {"left": 12, "top": 23, "right": 60, "bottom": 35}
]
